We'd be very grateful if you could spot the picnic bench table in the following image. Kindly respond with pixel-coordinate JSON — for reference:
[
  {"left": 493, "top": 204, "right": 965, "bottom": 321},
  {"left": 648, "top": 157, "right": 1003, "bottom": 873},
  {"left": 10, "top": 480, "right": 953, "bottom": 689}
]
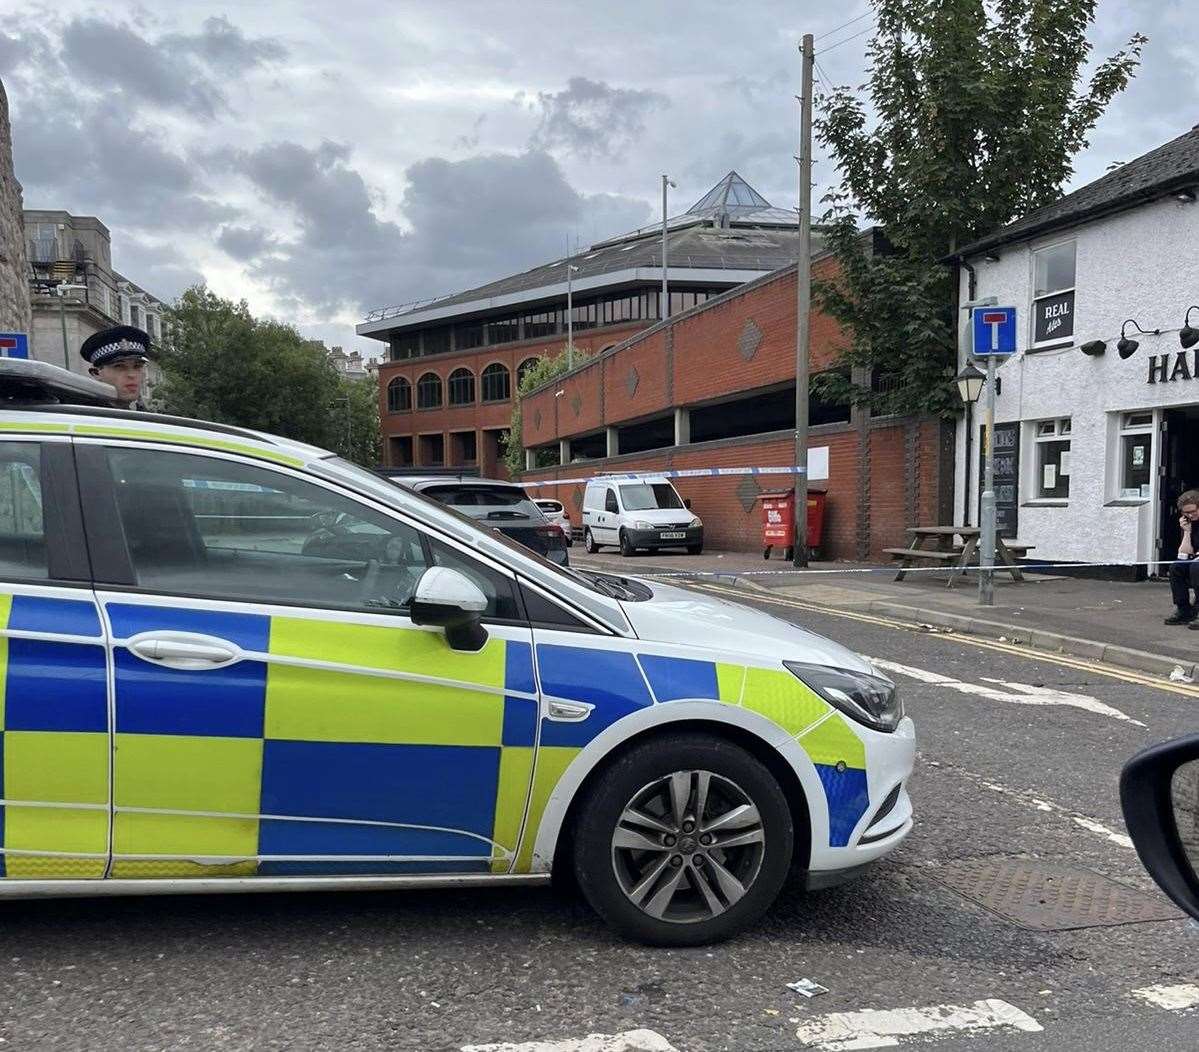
[{"left": 883, "top": 526, "right": 1034, "bottom": 587}]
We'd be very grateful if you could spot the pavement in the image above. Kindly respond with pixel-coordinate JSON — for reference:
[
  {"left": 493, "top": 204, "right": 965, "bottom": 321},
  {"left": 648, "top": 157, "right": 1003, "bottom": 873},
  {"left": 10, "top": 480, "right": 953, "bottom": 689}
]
[
  {"left": 569, "top": 547, "right": 1199, "bottom": 681},
  {"left": 2, "top": 593, "right": 1195, "bottom": 1050}
]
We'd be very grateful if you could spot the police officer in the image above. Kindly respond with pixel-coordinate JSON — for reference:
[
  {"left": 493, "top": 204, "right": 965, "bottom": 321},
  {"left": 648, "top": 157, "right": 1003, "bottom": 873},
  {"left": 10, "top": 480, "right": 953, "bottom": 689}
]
[{"left": 79, "top": 325, "right": 152, "bottom": 409}]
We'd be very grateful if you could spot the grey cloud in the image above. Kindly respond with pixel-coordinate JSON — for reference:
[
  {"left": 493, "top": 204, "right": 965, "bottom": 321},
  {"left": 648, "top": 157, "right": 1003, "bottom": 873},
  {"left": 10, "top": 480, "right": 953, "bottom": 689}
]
[
  {"left": 216, "top": 224, "right": 276, "bottom": 261},
  {"left": 527, "top": 77, "right": 667, "bottom": 159},
  {"left": 162, "top": 16, "right": 287, "bottom": 75},
  {"left": 111, "top": 237, "right": 205, "bottom": 304},
  {"left": 220, "top": 143, "right": 648, "bottom": 316},
  {"left": 61, "top": 18, "right": 225, "bottom": 119}
]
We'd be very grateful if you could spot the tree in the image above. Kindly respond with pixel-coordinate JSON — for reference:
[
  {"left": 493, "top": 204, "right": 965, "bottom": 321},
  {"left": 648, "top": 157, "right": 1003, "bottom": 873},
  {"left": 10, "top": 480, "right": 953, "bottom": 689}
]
[
  {"left": 814, "top": 0, "right": 1146, "bottom": 416},
  {"left": 157, "top": 286, "right": 380, "bottom": 466},
  {"left": 501, "top": 346, "right": 594, "bottom": 477}
]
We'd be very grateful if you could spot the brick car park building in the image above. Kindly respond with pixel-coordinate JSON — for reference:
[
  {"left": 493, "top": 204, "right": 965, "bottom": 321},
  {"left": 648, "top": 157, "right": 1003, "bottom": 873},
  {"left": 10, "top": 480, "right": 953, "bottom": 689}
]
[
  {"left": 359, "top": 173, "right": 806, "bottom": 477},
  {"left": 517, "top": 241, "right": 955, "bottom": 560}
]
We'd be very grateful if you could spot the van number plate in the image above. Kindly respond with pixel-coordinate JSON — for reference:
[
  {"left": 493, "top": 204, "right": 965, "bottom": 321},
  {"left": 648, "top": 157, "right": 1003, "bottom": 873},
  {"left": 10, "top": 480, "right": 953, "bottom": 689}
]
[{"left": 660, "top": 531, "right": 685, "bottom": 539}]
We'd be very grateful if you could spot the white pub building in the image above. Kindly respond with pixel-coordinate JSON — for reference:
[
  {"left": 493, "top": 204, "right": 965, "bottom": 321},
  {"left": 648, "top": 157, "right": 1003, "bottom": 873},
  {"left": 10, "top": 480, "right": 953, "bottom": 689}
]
[{"left": 952, "top": 125, "right": 1199, "bottom": 579}]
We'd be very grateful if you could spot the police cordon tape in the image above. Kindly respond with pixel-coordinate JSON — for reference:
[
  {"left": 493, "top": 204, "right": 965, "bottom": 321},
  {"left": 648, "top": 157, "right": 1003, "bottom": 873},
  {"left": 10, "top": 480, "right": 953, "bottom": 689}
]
[
  {"left": 520, "top": 465, "right": 808, "bottom": 487},
  {"left": 617, "top": 559, "right": 1176, "bottom": 578}
]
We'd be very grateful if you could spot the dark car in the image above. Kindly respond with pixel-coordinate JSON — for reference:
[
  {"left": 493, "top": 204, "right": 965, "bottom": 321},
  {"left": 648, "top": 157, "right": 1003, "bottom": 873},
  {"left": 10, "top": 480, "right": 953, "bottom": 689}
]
[{"left": 391, "top": 476, "right": 570, "bottom": 566}]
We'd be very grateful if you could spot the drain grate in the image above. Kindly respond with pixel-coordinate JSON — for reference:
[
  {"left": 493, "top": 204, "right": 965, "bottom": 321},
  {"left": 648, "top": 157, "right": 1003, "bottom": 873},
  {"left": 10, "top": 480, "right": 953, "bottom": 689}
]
[{"left": 926, "top": 857, "right": 1183, "bottom": 930}]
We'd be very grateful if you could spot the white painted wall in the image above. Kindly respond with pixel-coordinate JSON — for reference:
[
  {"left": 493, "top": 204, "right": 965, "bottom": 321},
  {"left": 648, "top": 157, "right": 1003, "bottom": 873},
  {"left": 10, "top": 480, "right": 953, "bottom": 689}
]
[{"left": 955, "top": 194, "right": 1199, "bottom": 567}]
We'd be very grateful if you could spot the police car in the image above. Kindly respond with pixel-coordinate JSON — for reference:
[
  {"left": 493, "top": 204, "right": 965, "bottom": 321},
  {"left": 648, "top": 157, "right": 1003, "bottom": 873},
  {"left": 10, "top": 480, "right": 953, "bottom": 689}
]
[{"left": 0, "top": 359, "right": 915, "bottom": 946}]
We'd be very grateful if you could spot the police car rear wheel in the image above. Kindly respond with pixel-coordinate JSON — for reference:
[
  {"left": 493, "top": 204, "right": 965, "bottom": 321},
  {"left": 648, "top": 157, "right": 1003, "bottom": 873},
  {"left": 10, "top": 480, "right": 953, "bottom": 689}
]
[{"left": 572, "top": 734, "right": 793, "bottom": 946}]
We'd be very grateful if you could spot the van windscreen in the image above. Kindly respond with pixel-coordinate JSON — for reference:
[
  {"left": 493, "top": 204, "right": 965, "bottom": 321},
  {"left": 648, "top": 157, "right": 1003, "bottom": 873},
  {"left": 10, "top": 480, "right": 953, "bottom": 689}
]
[{"left": 619, "top": 483, "right": 683, "bottom": 511}]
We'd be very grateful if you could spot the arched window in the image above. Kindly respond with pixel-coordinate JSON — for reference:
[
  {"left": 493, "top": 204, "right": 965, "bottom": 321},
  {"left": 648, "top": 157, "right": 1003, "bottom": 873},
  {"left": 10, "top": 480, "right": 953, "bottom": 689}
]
[
  {"left": 416, "top": 372, "right": 442, "bottom": 409},
  {"left": 517, "top": 357, "right": 540, "bottom": 389},
  {"left": 447, "top": 368, "right": 475, "bottom": 406},
  {"left": 387, "top": 376, "right": 411, "bottom": 412},
  {"left": 481, "top": 363, "right": 511, "bottom": 403}
]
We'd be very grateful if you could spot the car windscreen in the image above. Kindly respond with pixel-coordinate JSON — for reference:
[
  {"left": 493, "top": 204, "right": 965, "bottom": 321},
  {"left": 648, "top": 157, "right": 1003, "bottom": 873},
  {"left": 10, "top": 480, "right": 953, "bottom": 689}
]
[
  {"left": 422, "top": 484, "right": 544, "bottom": 522},
  {"left": 619, "top": 482, "right": 683, "bottom": 511}
]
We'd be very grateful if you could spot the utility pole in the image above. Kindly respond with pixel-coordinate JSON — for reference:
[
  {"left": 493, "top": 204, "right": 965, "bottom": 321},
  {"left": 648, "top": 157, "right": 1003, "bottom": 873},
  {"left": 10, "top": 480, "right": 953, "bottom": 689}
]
[
  {"left": 792, "top": 33, "right": 814, "bottom": 568},
  {"left": 661, "top": 174, "right": 676, "bottom": 319},
  {"left": 979, "top": 352, "right": 997, "bottom": 605}
]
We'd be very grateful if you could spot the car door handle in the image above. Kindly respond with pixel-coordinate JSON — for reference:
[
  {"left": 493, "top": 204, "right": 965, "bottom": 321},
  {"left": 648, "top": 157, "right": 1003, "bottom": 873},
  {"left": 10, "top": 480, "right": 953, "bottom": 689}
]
[{"left": 126, "top": 631, "right": 242, "bottom": 670}]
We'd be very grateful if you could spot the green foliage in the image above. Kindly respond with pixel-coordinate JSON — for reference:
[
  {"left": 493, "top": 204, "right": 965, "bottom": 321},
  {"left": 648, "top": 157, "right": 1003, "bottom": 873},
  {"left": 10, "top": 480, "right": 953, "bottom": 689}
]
[
  {"left": 501, "top": 345, "right": 595, "bottom": 477},
  {"left": 157, "top": 286, "right": 381, "bottom": 466},
  {"left": 815, "top": 0, "right": 1146, "bottom": 416}
]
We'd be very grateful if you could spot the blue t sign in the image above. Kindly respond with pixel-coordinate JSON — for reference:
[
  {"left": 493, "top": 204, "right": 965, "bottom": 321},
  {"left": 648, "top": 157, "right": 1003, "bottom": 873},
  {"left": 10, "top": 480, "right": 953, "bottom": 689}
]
[{"left": 972, "top": 306, "right": 1017, "bottom": 357}]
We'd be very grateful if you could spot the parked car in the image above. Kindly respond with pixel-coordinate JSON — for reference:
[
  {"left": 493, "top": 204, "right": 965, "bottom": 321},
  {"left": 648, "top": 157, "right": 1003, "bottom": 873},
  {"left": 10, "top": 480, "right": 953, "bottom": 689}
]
[
  {"left": 0, "top": 358, "right": 915, "bottom": 946},
  {"left": 391, "top": 476, "right": 569, "bottom": 566},
  {"left": 534, "top": 497, "right": 573, "bottom": 546},
  {"left": 582, "top": 474, "right": 703, "bottom": 556},
  {"left": 1121, "top": 735, "right": 1199, "bottom": 920}
]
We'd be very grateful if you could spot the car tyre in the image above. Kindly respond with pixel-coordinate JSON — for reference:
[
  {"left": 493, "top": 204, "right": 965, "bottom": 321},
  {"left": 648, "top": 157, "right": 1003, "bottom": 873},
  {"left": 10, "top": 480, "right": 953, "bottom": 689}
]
[
  {"left": 571, "top": 733, "right": 793, "bottom": 947},
  {"left": 619, "top": 529, "right": 635, "bottom": 557},
  {"left": 584, "top": 528, "right": 599, "bottom": 554}
]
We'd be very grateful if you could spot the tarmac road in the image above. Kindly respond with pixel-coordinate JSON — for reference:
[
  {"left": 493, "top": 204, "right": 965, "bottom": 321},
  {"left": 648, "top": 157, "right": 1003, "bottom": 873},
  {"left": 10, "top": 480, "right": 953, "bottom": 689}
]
[{"left": 0, "top": 584, "right": 1195, "bottom": 1051}]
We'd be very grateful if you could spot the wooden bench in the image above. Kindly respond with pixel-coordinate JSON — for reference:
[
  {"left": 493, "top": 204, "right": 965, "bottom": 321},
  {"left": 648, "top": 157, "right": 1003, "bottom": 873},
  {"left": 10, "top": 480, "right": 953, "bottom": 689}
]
[{"left": 885, "top": 526, "right": 1035, "bottom": 587}]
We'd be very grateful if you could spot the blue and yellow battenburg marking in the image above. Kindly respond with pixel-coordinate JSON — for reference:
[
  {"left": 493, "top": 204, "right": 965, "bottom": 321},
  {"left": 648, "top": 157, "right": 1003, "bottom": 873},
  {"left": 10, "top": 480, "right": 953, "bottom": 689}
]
[
  {"left": 0, "top": 593, "right": 109, "bottom": 879},
  {"left": 2, "top": 591, "right": 872, "bottom": 882}
]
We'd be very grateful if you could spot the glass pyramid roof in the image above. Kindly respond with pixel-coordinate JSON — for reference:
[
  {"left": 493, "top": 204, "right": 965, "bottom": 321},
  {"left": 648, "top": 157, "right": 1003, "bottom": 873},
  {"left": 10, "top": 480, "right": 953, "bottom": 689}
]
[{"left": 687, "top": 171, "right": 775, "bottom": 217}]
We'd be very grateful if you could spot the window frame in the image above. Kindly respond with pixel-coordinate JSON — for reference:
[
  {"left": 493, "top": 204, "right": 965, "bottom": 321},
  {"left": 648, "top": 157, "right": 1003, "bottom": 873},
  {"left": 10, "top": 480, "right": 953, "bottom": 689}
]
[
  {"left": 1115, "top": 410, "right": 1154, "bottom": 501},
  {"left": 72, "top": 440, "right": 529, "bottom": 625},
  {"left": 386, "top": 376, "right": 412, "bottom": 413},
  {"left": 1030, "top": 417, "right": 1072, "bottom": 500},
  {"left": 416, "top": 371, "right": 442, "bottom": 410},
  {"left": 1030, "top": 239, "right": 1076, "bottom": 349},
  {"left": 447, "top": 368, "right": 476, "bottom": 407},
  {"left": 480, "top": 362, "right": 511, "bottom": 403}
]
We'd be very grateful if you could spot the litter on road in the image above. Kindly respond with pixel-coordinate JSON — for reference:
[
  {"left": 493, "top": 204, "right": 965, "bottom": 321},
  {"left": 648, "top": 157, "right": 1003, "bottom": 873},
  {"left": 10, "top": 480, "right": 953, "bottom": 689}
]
[{"left": 786, "top": 979, "right": 830, "bottom": 998}]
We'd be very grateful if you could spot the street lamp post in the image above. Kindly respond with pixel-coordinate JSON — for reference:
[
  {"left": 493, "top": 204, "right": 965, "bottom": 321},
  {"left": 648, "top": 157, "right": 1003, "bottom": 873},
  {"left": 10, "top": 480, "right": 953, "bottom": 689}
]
[
  {"left": 661, "top": 174, "right": 676, "bottom": 319},
  {"left": 956, "top": 362, "right": 986, "bottom": 529},
  {"left": 55, "top": 283, "right": 89, "bottom": 370}
]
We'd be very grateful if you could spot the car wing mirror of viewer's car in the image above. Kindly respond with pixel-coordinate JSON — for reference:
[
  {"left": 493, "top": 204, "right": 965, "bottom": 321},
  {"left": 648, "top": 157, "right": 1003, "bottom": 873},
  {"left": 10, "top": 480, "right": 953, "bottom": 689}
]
[
  {"left": 409, "top": 566, "right": 489, "bottom": 652},
  {"left": 1120, "top": 734, "right": 1199, "bottom": 920}
]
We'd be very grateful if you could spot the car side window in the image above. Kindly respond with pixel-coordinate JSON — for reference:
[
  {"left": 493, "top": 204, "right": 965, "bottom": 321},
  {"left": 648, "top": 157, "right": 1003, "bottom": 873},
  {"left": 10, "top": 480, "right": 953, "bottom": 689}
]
[
  {"left": 104, "top": 447, "right": 434, "bottom": 614},
  {"left": 428, "top": 537, "right": 519, "bottom": 621},
  {"left": 0, "top": 442, "right": 47, "bottom": 581},
  {"left": 604, "top": 488, "right": 619, "bottom": 513}
]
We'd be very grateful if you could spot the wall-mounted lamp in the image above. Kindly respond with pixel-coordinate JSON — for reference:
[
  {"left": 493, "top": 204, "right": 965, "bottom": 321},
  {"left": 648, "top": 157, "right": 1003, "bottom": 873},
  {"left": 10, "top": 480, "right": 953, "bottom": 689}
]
[
  {"left": 1175, "top": 188, "right": 1197, "bottom": 204},
  {"left": 1080, "top": 339, "right": 1107, "bottom": 356},
  {"left": 1181, "top": 305, "right": 1199, "bottom": 349},
  {"left": 1118, "top": 318, "right": 1160, "bottom": 360},
  {"left": 983, "top": 252, "right": 1000, "bottom": 264}
]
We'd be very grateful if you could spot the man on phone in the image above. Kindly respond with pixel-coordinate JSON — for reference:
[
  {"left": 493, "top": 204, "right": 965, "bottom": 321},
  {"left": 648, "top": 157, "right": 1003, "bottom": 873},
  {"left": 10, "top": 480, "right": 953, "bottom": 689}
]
[{"left": 1165, "top": 489, "right": 1199, "bottom": 626}]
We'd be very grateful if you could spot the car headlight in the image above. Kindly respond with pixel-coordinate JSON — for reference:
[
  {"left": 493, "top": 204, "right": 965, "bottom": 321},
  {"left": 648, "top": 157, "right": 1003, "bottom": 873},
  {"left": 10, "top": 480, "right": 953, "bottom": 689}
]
[
  {"left": 783, "top": 661, "right": 903, "bottom": 733},
  {"left": 689, "top": 516, "right": 702, "bottom": 527},
  {"left": 633, "top": 520, "right": 655, "bottom": 529}
]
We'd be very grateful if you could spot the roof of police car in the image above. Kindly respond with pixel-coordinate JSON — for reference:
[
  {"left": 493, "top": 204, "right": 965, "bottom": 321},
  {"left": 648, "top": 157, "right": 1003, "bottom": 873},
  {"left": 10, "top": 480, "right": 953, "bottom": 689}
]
[{"left": 1, "top": 403, "right": 330, "bottom": 468}]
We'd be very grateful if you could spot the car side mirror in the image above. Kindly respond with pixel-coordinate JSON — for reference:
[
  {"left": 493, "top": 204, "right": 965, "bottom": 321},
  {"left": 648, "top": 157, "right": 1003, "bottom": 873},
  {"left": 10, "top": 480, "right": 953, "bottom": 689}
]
[
  {"left": 409, "top": 566, "right": 489, "bottom": 652},
  {"left": 1120, "top": 734, "right": 1199, "bottom": 920},
  {"left": 684, "top": 498, "right": 692, "bottom": 509}
]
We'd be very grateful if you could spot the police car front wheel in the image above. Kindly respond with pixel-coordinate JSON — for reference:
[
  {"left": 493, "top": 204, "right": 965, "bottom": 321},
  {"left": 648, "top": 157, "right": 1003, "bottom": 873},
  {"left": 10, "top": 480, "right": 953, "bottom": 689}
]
[{"left": 572, "top": 733, "right": 793, "bottom": 946}]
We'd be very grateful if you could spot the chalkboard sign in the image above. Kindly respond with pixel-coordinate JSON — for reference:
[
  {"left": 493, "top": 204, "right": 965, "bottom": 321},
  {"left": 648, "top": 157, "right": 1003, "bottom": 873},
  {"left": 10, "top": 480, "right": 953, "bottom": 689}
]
[{"left": 979, "top": 422, "right": 1019, "bottom": 539}]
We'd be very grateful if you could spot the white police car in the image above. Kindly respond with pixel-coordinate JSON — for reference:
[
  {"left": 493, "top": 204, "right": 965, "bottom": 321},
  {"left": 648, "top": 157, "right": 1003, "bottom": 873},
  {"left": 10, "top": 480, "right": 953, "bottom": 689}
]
[{"left": 0, "top": 360, "right": 914, "bottom": 945}]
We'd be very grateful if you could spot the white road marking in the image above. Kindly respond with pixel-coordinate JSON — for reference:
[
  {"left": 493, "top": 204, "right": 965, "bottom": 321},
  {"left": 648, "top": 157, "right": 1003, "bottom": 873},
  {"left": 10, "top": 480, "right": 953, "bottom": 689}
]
[
  {"left": 934, "top": 761, "right": 1135, "bottom": 850},
  {"left": 794, "top": 998, "right": 1042, "bottom": 1049},
  {"left": 1130, "top": 983, "right": 1199, "bottom": 1010},
  {"left": 461, "top": 1031, "right": 679, "bottom": 1052},
  {"left": 869, "top": 657, "right": 1145, "bottom": 726}
]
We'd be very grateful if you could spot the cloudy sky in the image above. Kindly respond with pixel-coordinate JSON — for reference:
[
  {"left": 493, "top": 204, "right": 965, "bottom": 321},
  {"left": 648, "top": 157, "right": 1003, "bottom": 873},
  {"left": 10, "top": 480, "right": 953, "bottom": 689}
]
[{"left": 1, "top": 2, "right": 1192, "bottom": 357}]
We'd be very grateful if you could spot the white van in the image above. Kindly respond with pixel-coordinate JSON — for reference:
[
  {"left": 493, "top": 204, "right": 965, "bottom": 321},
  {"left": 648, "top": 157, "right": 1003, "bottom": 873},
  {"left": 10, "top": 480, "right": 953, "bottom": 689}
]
[{"left": 582, "top": 475, "right": 704, "bottom": 556}]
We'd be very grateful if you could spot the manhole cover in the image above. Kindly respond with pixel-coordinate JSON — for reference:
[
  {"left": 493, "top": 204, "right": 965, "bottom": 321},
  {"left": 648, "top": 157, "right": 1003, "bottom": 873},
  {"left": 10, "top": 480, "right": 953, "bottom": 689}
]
[{"left": 926, "top": 857, "right": 1182, "bottom": 930}]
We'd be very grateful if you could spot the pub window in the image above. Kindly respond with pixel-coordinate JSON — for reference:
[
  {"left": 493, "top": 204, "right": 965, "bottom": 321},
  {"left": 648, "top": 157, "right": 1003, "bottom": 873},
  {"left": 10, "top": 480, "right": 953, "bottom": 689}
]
[
  {"left": 1033, "top": 417, "right": 1071, "bottom": 499},
  {"left": 481, "top": 363, "right": 511, "bottom": 402},
  {"left": 447, "top": 368, "right": 475, "bottom": 406},
  {"left": 1032, "top": 240, "right": 1075, "bottom": 347},
  {"left": 1118, "top": 411, "right": 1153, "bottom": 499},
  {"left": 416, "top": 372, "right": 442, "bottom": 409},
  {"left": 386, "top": 376, "right": 411, "bottom": 413}
]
